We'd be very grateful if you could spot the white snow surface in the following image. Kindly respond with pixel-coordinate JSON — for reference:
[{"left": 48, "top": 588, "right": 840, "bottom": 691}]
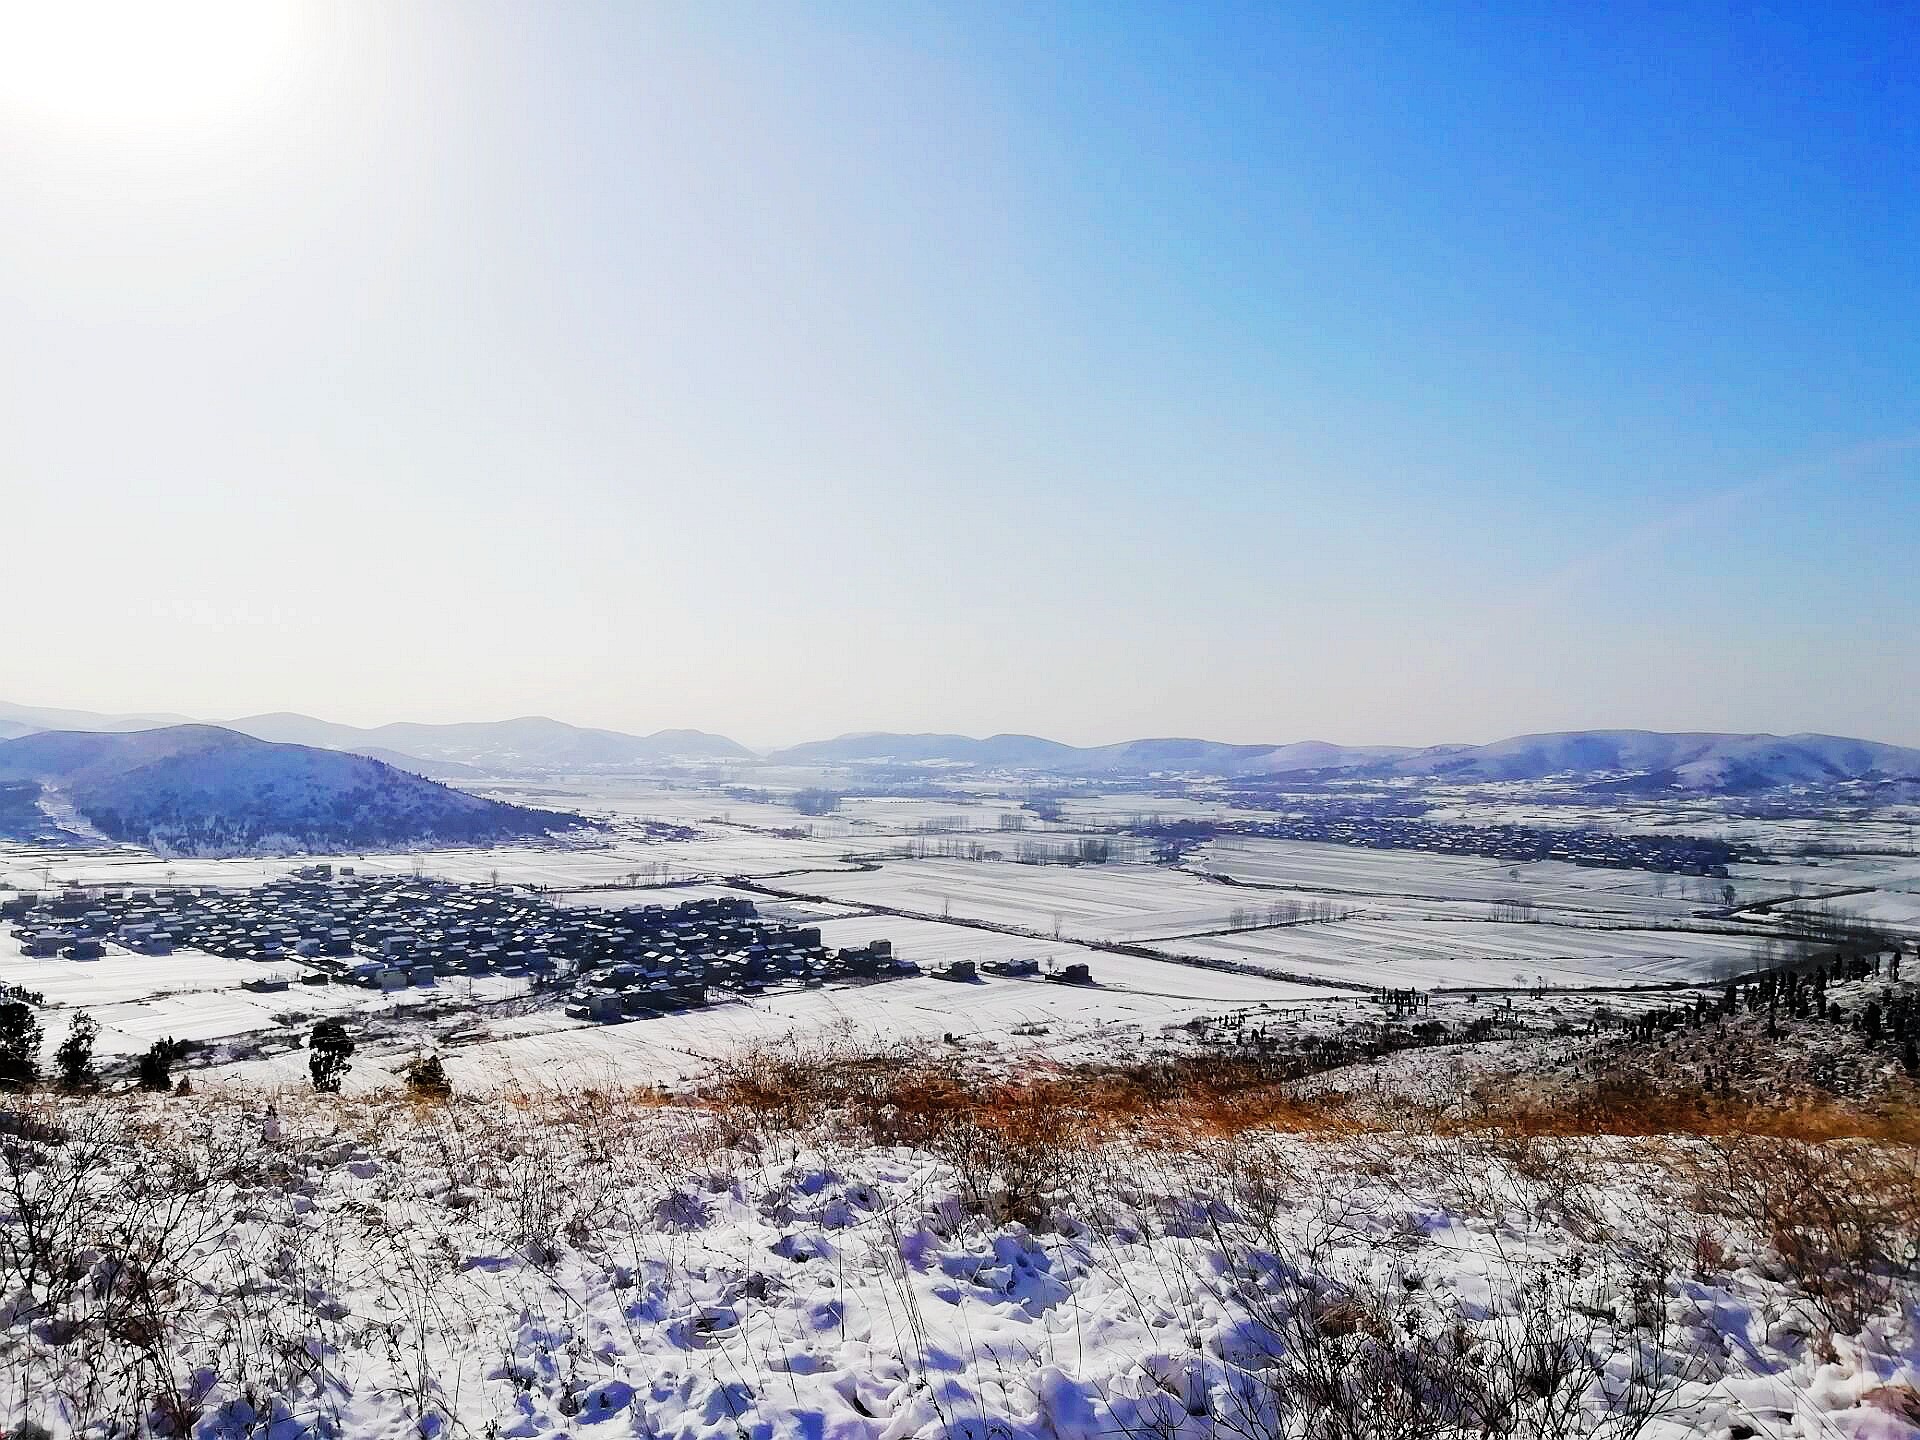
[{"left": 4, "top": 1092, "right": 1915, "bottom": 1439}]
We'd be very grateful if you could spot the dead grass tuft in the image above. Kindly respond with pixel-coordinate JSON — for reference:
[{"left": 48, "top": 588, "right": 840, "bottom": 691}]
[{"left": 1448, "top": 1070, "right": 1920, "bottom": 1144}]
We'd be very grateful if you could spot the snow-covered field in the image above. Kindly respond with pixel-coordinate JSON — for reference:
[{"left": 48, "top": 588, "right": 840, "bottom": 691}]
[
  {"left": 210, "top": 949, "right": 1339, "bottom": 1093},
  {"left": 0, "top": 924, "right": 535, "bottom": 1062},
  {"left": 6, "top": 1090, "right": 1914, "bottom": 1440},
  {"left": 1778, "top": 888, "right": 1920, "bottom": 936},
  {"left": 1422, "top": 794, "right": 1920, "bottom": 855},
  {"left": 1157, "top": 919, "right": 1763, "bottom": 989},
  {"left": 1192, "top": 838, "right": 1778, "bottom": 916},
  {"left": 0, "top": 931, "right": 269, "bottom": 1007},
  {"left": 3, "top": 784, "right": 1886, "bottom": 1094},
  {"left": 0, "top": 830, "right": 879, "bottom": 894},
  {"left": 764, "top": 858, "right": 1316, "bottom": 943}
]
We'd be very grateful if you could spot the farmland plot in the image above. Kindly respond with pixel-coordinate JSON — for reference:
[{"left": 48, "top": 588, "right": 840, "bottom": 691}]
[
  {"left": 1191, "top": 837, "right": 1774, "bottom": 915},
  {"left": 0, "top": 924, "right": 538, "bottom": 1064},
  {"left": 0, "top": 931, "right": 267, "bottom": 1005},
  {"left": 1726, "top": 854, "right": 1920, "bottom": 893},
  {"left": 208, "top": 957, "right": 1337, "bottom": 1093},
  {"left": 1155, "top": 917, "right": 1764, "bottom": 989},
  {"left": 767, "top": 857, "right": 1294, "bottom": 942},
  {"left": 1, "top": 844, "right": 293, "bottom": 892},
  {"left": 1056, "top": 794, "right": 1254, "bottom": 825},
  {"left": 1, "top": 842, "right": 634, "bottom": 893},
  {"left": 48, "top": 990, "right": 321, "bottom": 1058},
  {"left": 811, "top": 914, "right": 1089, "bottom": 968},
  {"left": 0, "top": 832, "right": 882, "bottom": 895},
  {"left": 815, "top": 795, "right": 1035, "bottom": 834},
  {"left": 808, "top": 914, "right": 1344, "bottom": 999},
  {"left": 72, "top": 972, "right": 533, "bottom": 1058},
  {"left": 1776, "top": 888, "right": 1920, "bottom": 934},
  {"left": 479, "top": 781, "right": 808, "bottom": 831}
]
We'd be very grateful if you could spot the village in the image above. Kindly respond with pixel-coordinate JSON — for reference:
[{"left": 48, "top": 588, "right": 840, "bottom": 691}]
[
  {"left": 1156, "top": 812, "right": 1745, "bottom": 875},
  {"left": 0, "top": 870, "right": 941, "bottom": 1025}
]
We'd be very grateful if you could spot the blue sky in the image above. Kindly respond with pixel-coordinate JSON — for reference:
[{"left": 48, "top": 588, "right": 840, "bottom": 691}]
[{"left": 0, "top": 1, "right": 1914, "bottom": 745}]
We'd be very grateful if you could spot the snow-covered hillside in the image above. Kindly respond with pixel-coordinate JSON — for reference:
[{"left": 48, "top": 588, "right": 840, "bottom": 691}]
[
  {"left": 1379, "top": 731, "right": 1920, "bottom": 791},
  {"left": 0, "top": 726, "right": 584, "bottom": 855},
  {"left": 0, "top": 1069, "right": 1914, "bottom": 1440}
]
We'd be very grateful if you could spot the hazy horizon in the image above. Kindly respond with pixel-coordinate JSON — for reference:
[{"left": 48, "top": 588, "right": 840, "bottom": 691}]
[
  {"left": 4, "top": 3, "right": 1915, "bottom": 747},
  {"left": 7, "top": 690, "right": 1920, "bottom": 758}
]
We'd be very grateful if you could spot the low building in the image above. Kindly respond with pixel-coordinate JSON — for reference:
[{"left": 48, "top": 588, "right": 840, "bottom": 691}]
[
  {"left": 983, "top": 958, "right": 1039, "bottom": 977},
  {"left": 586, "top": 992, "right": 625, "bottom": 1022}
]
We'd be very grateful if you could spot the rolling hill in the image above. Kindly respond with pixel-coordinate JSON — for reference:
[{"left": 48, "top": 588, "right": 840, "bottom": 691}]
[
  {"left": 7, "top": 700, "right": 1917, "bottom": 795},
  {"left": 226, "top": 712, "right": 754, "bottom": 770},
  {"left": 0, "top": 702, "right": 753, "bottom": 772},
  {"left": 0, "top": 726, "right": 585, "bottom": 856},
  {"left": 768, "top": 732, "right": 1411, "bottom": 776},
  {"left": 1368, "top": 730, "right": 1920, "bottom": 791},
  {"left": 0, "top": 699, "right": 194, "bottom": 735},
  {"left": 765, "top": 728, "right": 1920, "bottom": 791}
]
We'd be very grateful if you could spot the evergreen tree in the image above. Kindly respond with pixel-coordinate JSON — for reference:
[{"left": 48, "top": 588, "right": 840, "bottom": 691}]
[
  {"left": 54, "top": 1011, "right": 99, "bottom": 1091},
  {"left": 309, "top": 1020, "right": 355, "bottom": 1093},
  {"left": 0, "top": 1001, "right": 43, "bottom": 1090},
  {"left": 137, "top": 1038, "right": 181, "bottom": 1092}
]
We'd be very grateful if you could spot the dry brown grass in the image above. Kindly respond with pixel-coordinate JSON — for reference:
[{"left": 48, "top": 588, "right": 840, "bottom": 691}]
[
  {"left": 1447, "top": 1071, "right": 1920, "bottom": 1144},
  {"left": 695, "top": 1036, "right": 1920, "bottom": 1150},
  {"left": 691, "top": 1037, "right": 1359, "bottom": 1222},
  {"left": 696, "top": 1038, "right": 1354, "bottom": 1148},
  {"left": 4, "top": 1044, "right": 1915, "bottom": 1437}
]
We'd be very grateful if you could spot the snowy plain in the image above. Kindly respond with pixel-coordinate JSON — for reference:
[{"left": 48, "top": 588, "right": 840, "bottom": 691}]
[{"left": 0, "top": 773, "right": 1883, "bottom": 1092}]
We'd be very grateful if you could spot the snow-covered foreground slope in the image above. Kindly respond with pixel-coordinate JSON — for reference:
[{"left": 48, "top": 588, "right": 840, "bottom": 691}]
[{"left": 2, "top": 1086, "right": 1916, "bottom": 1439}]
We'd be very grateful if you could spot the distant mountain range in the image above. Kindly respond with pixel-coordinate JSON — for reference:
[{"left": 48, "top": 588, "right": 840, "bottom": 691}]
[
  {"left": 226, "top": 712, "right": 754, "bottom": 771},
  {"left": 0, "top": 703, "right": 752, "bottom": 774},
  {"left": 1366, "top": 730, "right": 1920, "bottom": 792},
  {"left": 765, "top": 728, "right": 1920, "bottom": 793},
  {"left": 764, "top": 732, "right": 1410, "bottom": 776},
  {"left": 3, "top": 701, "right": 1917, "bottom": 795},
  {"left": 0, "top": 726, "right": 583, "bottom": 856},
  {"left": 0, "top": 699, "right": 195, "bottom": 741}
]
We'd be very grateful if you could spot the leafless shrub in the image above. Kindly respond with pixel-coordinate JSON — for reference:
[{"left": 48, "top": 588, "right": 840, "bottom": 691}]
[
  {"left": 0, "top": 1039, "right": 1903, "bottom": 1439},
  {"left": 1684, "top": 1134, "right": 1920, "bottom": 1332}
]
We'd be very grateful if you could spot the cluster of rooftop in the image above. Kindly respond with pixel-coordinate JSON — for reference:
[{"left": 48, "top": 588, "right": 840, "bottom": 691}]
[
  {"left": 1150, "top": 817, "right": 1741, "bottom": 874},
  {"left": 1, "top": 871, "right": 911, "bottom": 1014}
]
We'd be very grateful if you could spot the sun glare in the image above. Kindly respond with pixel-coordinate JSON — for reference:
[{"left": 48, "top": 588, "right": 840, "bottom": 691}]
[{"left": 0, "top": 0, "right": 299, "bottom": 130}]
